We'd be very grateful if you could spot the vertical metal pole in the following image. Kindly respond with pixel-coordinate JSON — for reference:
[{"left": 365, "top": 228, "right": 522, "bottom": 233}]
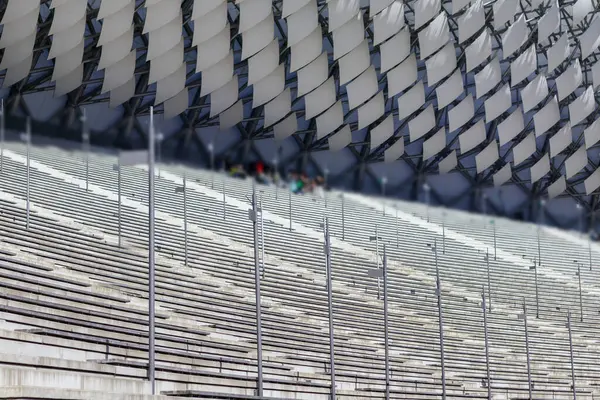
[
  {"left": 522, "top": 301, "right": 533, "bottom": 400},
  {"left": 375, "top": 226, "right": 380, "bottom": 298},
  {"left": 382, "top": 178, "right": 387, "bottom": 216},
  {"left": 493, "top": 221, "right": 497, "bottom": 260},
  {"left": 183, "top": 174, "right": 188, "bottom": 267},
  {"left": 434, "top": 240, "right": 446, "bottom": 400},
  {"left": 288, "top": 188, "right": 292, "bottom": 231},
  {"left": 383, "top": 244, "right": 390, "bottom": 400},
  {"left": 209, "top": 143, "right": 215, "bottom": 190},
  {"left": 81, "top": 109, "right": 90, "bottom": 193},
  {"left": 577, "top": 266, "right": 583, "bottom": 322},
  {"left": 324, "top": 218, "right": 336, "bottom": 400},
  {"left": 0, "top": 99, "right": 4, "bottom": 174},
  {"left": 425, "top": 185, "right": 430, "bottom": 222},
  {"left": 567, "top": 311, "right": 576, "bottom": 400},
  {"left": 486, "top": 249, "right": 492, "bottom": 313},
  {"left": 251, "top": 183, "right": 263, "bottom": 396},
  {"left": 537, "top": 201, "right": 543, "bottom": 266},
  {"left": 148, "top": 107, "right": 156, "bottom": 395},
  {"left": 117, "top": 160, "right": 122, "bottom": 248},
  {"left": 222, "top": 176, "right": 226, "bottom": 220},
  {"left": 260, "top": 195, "right": 265, "bottom": 277},
  {"left": 482, "top": 288, "right": 491, "bottom": 400},
  {"left": 25, "top": 117, "right": 31, "bottom": 230},
  {"left": 341, "top": 194, "right": 345, "bottom": 241},
  {"left": 537, "top": 228, "right": 541, "bottom": 267},
  {"left": 442, "top": 214, "right": 446, "bottom": 254},
  {"left": 156, "top": 133, "right": 162, "bottom": 178},
  {"left": 533, "top": 259, "right": 539, "bottom": 318},
  {"left": 588, "top": 239, "right": 592, "bottom": 271},
  {"left": 25, "top": 118, "right": 31, "bottom": 230},
  {"left": 395, "top": 206, "right": 399, "bottom": 249}
]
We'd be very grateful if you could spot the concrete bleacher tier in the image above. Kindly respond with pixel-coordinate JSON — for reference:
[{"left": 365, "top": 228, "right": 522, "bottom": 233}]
[{"left": 0, "top": 137, "right": 598, "bottom": 399}]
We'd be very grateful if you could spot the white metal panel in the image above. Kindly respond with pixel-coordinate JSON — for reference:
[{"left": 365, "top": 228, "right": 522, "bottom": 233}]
[
  {"left": 425, "top": 42, "right": 456, "bottom": 86},
  {"left": 484, "top": 84, "right": 512, "bottom": 123},
  {"left": 436, "top": 69, "right": 464, "bottom": 109},
  {"left": 569, "top": 86, "right": 595, "bottom": 127},
  {"left": 498, "top": 106, "right": 524, "bottom": 146},
  {"left": 357, "top": 91, "right": 385, "bottom": 130},
  {"left": 219, "top": 99, "right": 243, "bottom": 130},
  {"left": 304, "top": 77, "right": 337, "bottom": 119},
  {"left": 409, "top": 104, "right": 436, "bottom": 142},
  {"left": 533, "top": 96, "right": 560, "bottom": 137},
  {"left": 547, "top": 175, "right": 566, "bottom": 198},
  {"left": 370, "top": 114, "right": 394, "bottom": 150},
  {"left": 329, "top": 125, "right": 352, "bottom": 151},
  {"left": 289, "top": 27, "right": 323, "bottom": 72},
  {"left": 387, "top": 54, "right": 418, "bottom": 98},
  {"left": 423, "top": 128, "right": 446, "bottom": 160},
  {"left": 475, "top": 140, "right": 499, "bottom": 173},
  {"left": 459, "top": 119, "right": 486, "bottom": 153},
  {"left": 316, "top": 101, "right": 344, "bottom": 139},
  {"left": 297, "top": 52, "right": 329, "bottom": 96},
  {"left": 512, "top": 132, "right": 536, "bottom": 166},
  {"left": 397, "top": 81, "right": 425, "bottom": 120},
  {"left": 521, "top": 74, "right": 548, "bottom": 113},
  {"left": 449, "top": 94, "right": 474, "bottom": 132},
  {"left": 380, "top": 29, "right": 411, "bottom": 73},
  {"left": 264, "top": 88, "right": 291, "bottom": 128},
  {"left": 549, "top": 124, "right": 572, "bottom": 157}
]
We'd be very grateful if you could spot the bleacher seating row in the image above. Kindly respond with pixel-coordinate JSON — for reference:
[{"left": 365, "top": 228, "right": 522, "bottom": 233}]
[{"left": 0, "top": 137, "right": 598, "bottom": 399}]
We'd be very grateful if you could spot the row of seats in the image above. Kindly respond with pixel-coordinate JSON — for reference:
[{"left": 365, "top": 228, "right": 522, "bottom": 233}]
[{"left": 0, "top": 138, "right": 597, "bottom": 398}]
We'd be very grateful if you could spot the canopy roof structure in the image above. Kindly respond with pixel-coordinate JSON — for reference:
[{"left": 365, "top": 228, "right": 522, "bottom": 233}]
[{"left": 1, "top": 0, "right": 600, "bottom": 228}]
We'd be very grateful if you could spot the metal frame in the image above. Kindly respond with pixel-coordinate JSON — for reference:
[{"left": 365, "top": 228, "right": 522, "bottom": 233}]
[{"left": 3, "top": 0, "right": 600, "bottom": 229}]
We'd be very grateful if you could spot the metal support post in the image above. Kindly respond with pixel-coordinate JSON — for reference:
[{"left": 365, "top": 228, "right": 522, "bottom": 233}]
[
  {"left": 567, "top": 311, "right": 576, "bottom": 400},
  {"left": 537, "top": 200, "right": 545, "bottom": 266},
  {"left": 533, "top": 258, "right": 539, "bottom": 318},
  {"left": 375, "top": 226, "right": 380, "bottom": 298},
  {"left": 482, "top": 288, "right": 491, "bottom": 400},
  {"left": 156, "top": 133, "right": 163, "bottom": 178},
  {"left": 24, "top": 118, "right": 31, "bottom": 230},
  {"left": 434, "top": 240, "right": 446, "bottom": 400},
  {"left": 222, "top": 176, "right": 226, "bottom": 220},
  {"left": 81, "top": 110, "right": 90, "bottom": 192},
  {"left": 383, "top": 244, "right": 390, "bottom": 400},
  {"left": 274, "top": 157, "right": 279, "bottom": 200},
  {"left": 341, "top": 194, "right": 345, "bottom": 241},
  {"left": 324, "top": 218, "right": 336, "bottom": 400},
  {"left": 176, "top": 175, "right": 188, "bottom": 266},
  {"left": 492, "top": 220, "right": 497, "bottom": 260},
  {"left": 382, "top": 177, "right": 387, "bottom": 216},
  {"left": 260, "top": 195, "right": 265, "bottom": 277},
  {"left": 209, "top": 142, "right": 215, "bottom": 190},
  {"left": 250, "top": 184, "right": 263, "bottom": 396},
  {"left": 577, "top": 266, "right": 583, "bottom": 322},
  {"left": 442, "top": 212, "right": 446, "bottom": 254},
  {"left": 537, "top": 228, "right": 541, "bottom": 267},
  {"left": 114, "top": 160, "right": 122, "bottom": 248},
  {"left": 183, "top": 175, "right": 188, "bottom": 267},
  {"left": 588, "top": 238, "right": 592, "bottom": 271},
  {"left": 424, "top": 184, "right": 431, "bottom": 223},
  {"left": 0, "top": 99, "right": 4, "bottom": 174},
  {"left": 288, "top": 188, "right": 292, "bottom": 231},
  {"left": 148, "top": 107, "right": 157, "bottom": 395},
  {"left": 521, "top": 301, "right": 533, "bottom": 400},
  {"left": 395, "top": 206, "right": 399, "bottom": 249},
  {"left": 486, "top": 249, "right": 492, "bottom": 313}
]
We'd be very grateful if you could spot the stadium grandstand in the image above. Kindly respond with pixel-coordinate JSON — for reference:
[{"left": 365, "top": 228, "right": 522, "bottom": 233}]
[{"left": 1, "top": 0, "right": 600, "bottom": 399}]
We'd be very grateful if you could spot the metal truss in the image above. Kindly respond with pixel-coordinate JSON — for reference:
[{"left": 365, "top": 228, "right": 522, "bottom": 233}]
[{"left": 1, "top": 0, "right": 600, "bottom": 229}]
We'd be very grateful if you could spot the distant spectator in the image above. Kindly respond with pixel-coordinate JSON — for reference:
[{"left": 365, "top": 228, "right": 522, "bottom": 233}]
[{"left": 230, "top": 164, "right": 246, "bottom": 179}]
